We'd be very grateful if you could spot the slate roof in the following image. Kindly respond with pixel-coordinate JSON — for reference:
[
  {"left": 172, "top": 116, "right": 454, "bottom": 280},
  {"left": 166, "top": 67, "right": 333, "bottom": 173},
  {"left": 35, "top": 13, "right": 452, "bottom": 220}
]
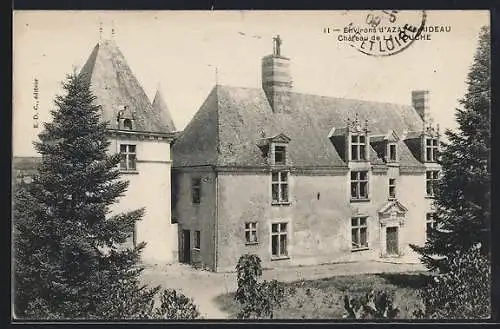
[
  {"left": 79, "top": 39, "right": 175, "bottom": 133},
  {"left": 152, "top": 89, "right": 177, "bottom": 132},
  {"left": 172, "top": 85, "right": 425, "bottom": 169}
]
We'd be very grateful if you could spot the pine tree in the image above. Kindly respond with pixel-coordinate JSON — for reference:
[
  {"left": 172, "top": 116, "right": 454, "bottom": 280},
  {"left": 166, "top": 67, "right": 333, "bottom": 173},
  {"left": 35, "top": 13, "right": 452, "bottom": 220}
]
[
  {"left": 411, "top": 26, "right": 491, "bottom": 271},
  {"left": 13, "top": 72, "right": 159, "bottom": 319}
]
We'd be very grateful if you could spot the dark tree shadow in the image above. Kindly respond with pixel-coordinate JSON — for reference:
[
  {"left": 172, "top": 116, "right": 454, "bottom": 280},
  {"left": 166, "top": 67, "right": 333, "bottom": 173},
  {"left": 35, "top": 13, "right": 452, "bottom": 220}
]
[{"left": 377, "top": 272, "right": 432, "bottom": 289}]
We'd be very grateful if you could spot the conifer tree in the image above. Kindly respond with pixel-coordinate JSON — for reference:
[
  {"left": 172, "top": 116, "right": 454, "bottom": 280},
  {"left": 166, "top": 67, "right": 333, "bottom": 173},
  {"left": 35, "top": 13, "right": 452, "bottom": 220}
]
[
  {"left": 411, "top": 26, "right": 491, "bottom": 271},
  {"left": 13, "top": 72, "right": 158, "bottom": 319}
]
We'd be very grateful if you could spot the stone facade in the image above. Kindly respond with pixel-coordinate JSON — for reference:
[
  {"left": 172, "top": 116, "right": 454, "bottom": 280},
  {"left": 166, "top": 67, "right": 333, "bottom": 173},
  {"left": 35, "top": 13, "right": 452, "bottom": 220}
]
[
  {"left": 108, "top": 132, "right": 178, "bottom": 264},
  {"left": 173, "top": 165, "right": 432, "bottom": 272},
  {"left": 172, "top": 36, "right": 440, "bottom": 272}
]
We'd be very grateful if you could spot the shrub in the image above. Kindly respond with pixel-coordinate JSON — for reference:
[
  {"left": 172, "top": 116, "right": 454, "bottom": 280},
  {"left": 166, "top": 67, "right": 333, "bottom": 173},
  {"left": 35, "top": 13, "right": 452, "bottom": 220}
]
[
  {"left": 234, "top": 254, "right": 286, "bottom": 319},
  {"left": 151, "top": 289, "right": 200, "bottom": 320},
  {"left": 343, "top": 290, "right": 400, "bottom": 319},
  {"left": 414, "top": 244, "right": 490, "bottom": 319}
]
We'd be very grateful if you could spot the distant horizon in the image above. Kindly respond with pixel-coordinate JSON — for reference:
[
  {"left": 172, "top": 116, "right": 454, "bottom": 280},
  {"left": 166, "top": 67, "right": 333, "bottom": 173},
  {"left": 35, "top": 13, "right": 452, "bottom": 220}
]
[{"left": 13, "top": 10, "right": 489, "bottom": 157}]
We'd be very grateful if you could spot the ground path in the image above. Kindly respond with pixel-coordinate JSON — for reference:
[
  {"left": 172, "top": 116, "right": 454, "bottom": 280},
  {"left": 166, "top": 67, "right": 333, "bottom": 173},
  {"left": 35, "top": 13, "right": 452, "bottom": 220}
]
[{"left": 140, "top": 260, "right": 427, "bottom": 319}]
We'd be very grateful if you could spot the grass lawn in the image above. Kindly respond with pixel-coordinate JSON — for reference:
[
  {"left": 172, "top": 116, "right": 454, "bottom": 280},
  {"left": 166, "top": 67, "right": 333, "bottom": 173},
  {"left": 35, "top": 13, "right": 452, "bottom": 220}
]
[{"left": 213, "top": 271, "right": 431, "bottom": 319}]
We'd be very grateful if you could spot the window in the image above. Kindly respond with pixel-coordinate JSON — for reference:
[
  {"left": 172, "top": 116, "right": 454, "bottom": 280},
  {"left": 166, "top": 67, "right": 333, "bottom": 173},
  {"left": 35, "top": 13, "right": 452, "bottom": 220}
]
[
  {"left": 351, "top": 171, "right": 369, "bottom": 200},
  {"left": 351, "top": 217, "right": 368, "bottom": 250},
  {"left": 271, "top": 222, "right": 288, "bottom": 258},
  {"left": 350, "top": 134, "right": 366, "bottom": 161},
  {"left": 194, "top": 230, "right": 201, "bottom": 249},
  {"left": 388, "top": 143, "right": 397, "bottom": 162},
  {"left": 119, "top": 144, "right": 136, "bottom": 171},
  {"left": 272, "top": 171, "right": 289, "bottom": 204},
  {"left": 425, "top": 137, "right": 438, "bottom": 162},
  {"left": 426, "top": 170, "right": 439, "bottom": 197},
  {"left": 426, "top": 213, "right": 436, "bottom": 240},
  {"left": 389, "top": 178, "right": 396, "bottom": 199},
  {"left": 123, "top": 119, "right": 133, "bottom": 130},
  {"left": 274, "top": 145, "right": 287, "bottom": 165},
  {"left": 245, "top": 222, "right": 258, "bottom": 244},
  {"left": 192, "top": 177, "right": 201, "bottom": 204}
]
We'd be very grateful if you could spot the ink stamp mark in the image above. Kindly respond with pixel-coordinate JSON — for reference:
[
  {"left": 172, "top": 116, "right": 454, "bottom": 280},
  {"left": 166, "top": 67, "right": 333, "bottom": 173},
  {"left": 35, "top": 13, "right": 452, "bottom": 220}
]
[{"left": 340, "top": 10, "right": 427, "bottom": 57}]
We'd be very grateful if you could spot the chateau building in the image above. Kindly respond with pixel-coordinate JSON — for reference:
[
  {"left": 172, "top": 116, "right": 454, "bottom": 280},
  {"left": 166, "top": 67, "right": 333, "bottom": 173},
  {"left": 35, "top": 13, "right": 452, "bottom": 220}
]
[
  {"left": 77, "top": 38, "right": 179, "bottom": 264},
  {"left": 13, "top": 35, "right": 440, "bottom": 271},
  {"left": 13, "top": 37, "right": 180, "bottom": 265},
  {"left": 171, "top": 36, "right": 441, "bottom": 272}
]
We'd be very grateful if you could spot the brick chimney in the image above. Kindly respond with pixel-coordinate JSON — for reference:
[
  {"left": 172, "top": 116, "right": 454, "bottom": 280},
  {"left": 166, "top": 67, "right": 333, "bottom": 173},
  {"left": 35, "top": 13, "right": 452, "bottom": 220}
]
[
  {"left": 411, "top": 90, "right": 432, "bottom": 125},
  {"left": 261, "top": 35, "right": 292, "bottom": 113}
]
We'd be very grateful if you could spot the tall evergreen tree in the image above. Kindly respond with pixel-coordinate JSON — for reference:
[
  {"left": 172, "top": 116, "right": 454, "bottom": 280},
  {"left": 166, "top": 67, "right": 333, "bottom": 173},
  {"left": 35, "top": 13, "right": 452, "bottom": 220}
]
[
  {"left": 411, "top": 26, "right": 491, "bottom": 271},
  {"left": 14, "top": 72, "right": 158, "bottom": 319}
]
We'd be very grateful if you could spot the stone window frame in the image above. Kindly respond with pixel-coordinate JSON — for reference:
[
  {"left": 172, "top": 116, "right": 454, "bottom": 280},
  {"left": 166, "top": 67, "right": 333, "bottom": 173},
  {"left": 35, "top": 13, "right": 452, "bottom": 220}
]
[
  {"left": 119, "top": 144, "right": 137, "bottom": 172},
  {"left": 388, "top": 142, "right": 398, "bottom": 162},
  {"left": 388, "top": 178, "right": 397, "bottom": 200},
  {"left": 350, "top": 170, "right": 369, "bottom": 201},
  {"left": 244, "top": 222, "right": 259, "bottom": 245},
  {"left": 271, "top": 222, "right": 289, "bottom": 259},
  {"left": 194, "top": 230, "right": 201, "bottom": 250},
  {"left": 425, "top": 137, "right": 439, "bottom": 162},
  {"left": 191, "top": 177, "right": 202, "bottom": 205},
  {"left": 351, "top": 216, "right": 369, "bottom": 251},
  {"left": 271, "top": 170, "right": 290, "bottom": 206},
  {"left": 426, "top": 170, "right": 440, "bottom": 197},
  {"left": 273, "top": 144, "right": 287, "bottom": 166},
  {"left": 123, "top": 118, "right": 133, "bottom": 130},
  {"left": 350, "top": 134, "right": 367, "bottom": 161}
]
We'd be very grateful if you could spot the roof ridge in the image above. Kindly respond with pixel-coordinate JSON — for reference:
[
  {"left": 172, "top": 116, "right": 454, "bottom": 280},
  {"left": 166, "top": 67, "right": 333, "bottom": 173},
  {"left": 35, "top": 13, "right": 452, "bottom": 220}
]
[
  {"left": 214, "top": 85, "right": 221, "bottom": 167},
  {"left": 79, "top": 43, "right": 100, "bottom": 84},
  {"left": 217, "top": 84, "right": 415, "bottom": 109}
]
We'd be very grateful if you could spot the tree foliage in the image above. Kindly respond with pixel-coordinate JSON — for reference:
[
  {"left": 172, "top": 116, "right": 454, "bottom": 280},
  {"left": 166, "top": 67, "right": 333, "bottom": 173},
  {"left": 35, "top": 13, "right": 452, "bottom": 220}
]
[
  {"left": 413, "top": 245, "right": 490, "bottom": 319},
  {"left": 13, "top": 72, "right": 199, "bottom": 320},
  {"left": 411, "top": 25, "right": 491, "bottom": 272}
]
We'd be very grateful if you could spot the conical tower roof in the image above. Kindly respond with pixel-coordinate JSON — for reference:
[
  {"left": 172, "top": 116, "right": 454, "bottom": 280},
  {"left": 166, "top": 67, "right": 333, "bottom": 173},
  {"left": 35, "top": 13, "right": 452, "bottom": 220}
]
[
  {"left": 152, "top": 88, "right": 176, "bottom": 132},
  {"left": 79, "top": 39, "right": 169, "bottom": 133}
]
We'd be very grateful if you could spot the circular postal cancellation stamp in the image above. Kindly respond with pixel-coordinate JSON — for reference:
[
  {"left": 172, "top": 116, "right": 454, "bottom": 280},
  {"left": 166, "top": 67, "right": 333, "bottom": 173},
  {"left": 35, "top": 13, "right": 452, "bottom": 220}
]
[{"left": 324, "top": 10, "right": 445, "bottom": 57}]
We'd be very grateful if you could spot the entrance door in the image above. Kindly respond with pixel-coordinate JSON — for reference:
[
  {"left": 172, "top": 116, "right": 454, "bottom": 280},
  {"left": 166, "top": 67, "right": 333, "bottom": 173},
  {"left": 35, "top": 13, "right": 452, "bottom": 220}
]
[
  {"left": 386, "top": 227, "right": 399, "bottom": 255},
  {"left": 182, "top": 230, "right": 191, "bottom": 263}
]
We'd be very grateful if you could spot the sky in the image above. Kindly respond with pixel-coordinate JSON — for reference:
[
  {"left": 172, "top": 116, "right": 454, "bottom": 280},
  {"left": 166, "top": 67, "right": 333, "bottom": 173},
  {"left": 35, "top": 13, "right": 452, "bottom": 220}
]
[{"left": 12, "top": 10, "right": 490, "bottom": 157}]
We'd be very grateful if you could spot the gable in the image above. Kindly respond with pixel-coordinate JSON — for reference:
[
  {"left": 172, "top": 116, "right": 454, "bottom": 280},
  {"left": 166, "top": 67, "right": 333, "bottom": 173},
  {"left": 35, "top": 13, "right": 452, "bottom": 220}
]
[
  {"left": 172, "top": 87, "right": 220, "bottom": 167},
  {"left": 378, "top": 200, "right": 408, "bottom": 215}
]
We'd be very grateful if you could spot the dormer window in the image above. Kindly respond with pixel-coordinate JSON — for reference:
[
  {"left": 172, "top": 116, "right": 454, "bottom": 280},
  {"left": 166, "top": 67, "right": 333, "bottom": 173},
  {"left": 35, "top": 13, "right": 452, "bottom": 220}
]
[
  {"left": 117, "top": 105, "right": 135, "bottom": 130},
  {"left": 425, "top": 137, "right": 438, "bottom": 162},
  {"left": 257, "top": 132, "right": 291, "bottom": 166},
  {"left": 388, "top": 143, "right": 397, "bottom": 162},
  {"left": 274, "top": 145, "right": 287, "bottom": 165},
  {"left": 351, "top": 134, "right": 366, "bottom": 161},
  {"left": 422, "top": 125, "right": 440, "bottom": 163},
  {"left": 123, "top": 119, "right": 133, "bottom": 130}
]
